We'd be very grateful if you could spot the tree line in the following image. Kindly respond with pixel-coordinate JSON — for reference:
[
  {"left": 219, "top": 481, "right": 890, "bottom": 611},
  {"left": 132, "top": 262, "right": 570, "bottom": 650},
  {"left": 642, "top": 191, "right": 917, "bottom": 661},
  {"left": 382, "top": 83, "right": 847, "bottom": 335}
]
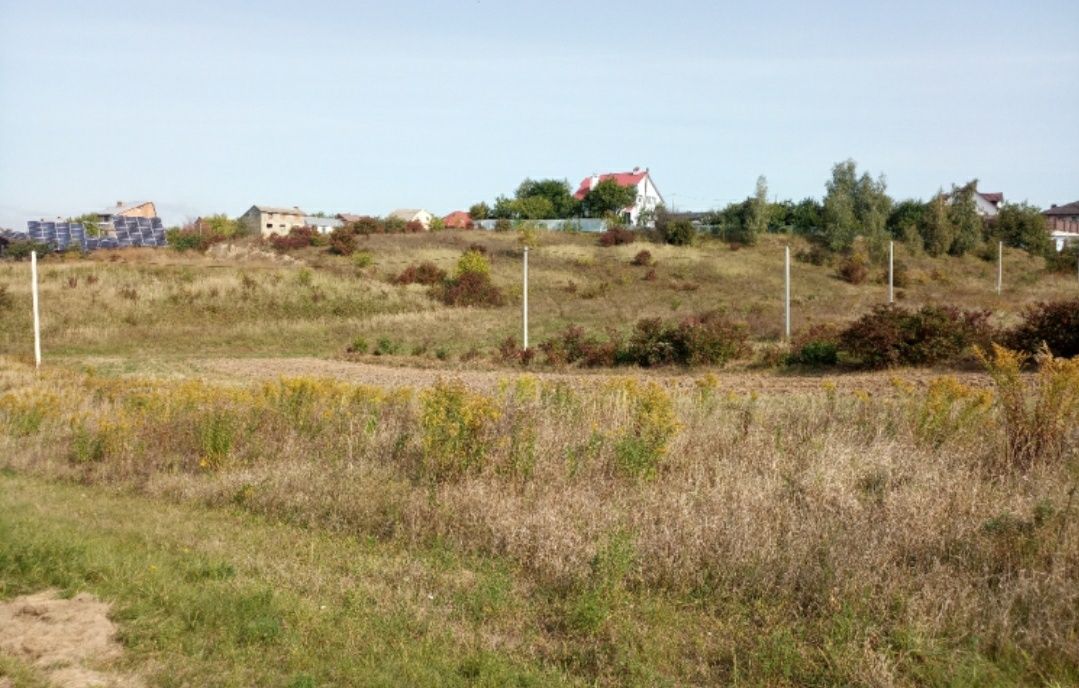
[
  {"left": 469, "top": 178, "right": 637, "bottom": 221},
  {"left": 703, "top": 159, "right": 1051, "bottom": 259}
]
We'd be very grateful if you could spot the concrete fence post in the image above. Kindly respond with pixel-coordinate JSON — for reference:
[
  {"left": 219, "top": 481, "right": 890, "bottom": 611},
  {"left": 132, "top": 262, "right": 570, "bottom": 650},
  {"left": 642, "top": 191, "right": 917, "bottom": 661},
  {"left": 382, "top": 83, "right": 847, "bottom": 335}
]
[
  {"left": 31, "top": 250, "right": 41, "bottom": 368},
  {"left": 522, "top": 246, "right": 529, "bottom": 350},
  {"left": 997, "top": 241, "right": 1003, "bottom": 295},
  {"left": 784, "top": 245, "right": 791, "bottom": 340},
  {"left": 888, "top": 240, "right": 894, "bottom": 304}
]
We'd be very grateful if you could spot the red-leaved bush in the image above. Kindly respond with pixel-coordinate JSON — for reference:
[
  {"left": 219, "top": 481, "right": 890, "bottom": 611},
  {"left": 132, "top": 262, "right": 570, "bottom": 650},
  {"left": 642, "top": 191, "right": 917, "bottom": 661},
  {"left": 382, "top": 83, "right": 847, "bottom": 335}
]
[
  {"left": 838, "top": 304, "right": 991, "bottom": 368},
  {"left": 1005, "top": 298, "right": 1079, "bottom": 359},
  {"left": 598, "top": 227, "right": 636, "bottom": 247},
  {"left": 269, "top": 226, "right": 318, "bottom": 251},
  {"left": 394, "top": 261, "right": 447, "bottom": 286}
]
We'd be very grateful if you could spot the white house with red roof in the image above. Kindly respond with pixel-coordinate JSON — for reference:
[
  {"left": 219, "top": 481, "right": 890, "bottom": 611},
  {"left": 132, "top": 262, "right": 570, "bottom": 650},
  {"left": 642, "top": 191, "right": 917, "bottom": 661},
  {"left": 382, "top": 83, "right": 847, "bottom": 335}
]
[{"left": 573, "top": 167, "right": 664, "bottom": 225}]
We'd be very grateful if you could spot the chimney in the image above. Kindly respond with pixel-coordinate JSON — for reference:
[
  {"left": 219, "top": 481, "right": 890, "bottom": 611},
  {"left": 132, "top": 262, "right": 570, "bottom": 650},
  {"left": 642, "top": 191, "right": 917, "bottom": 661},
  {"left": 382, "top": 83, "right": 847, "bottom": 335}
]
[
  {"left": 632, "top": 166, "right": 640, "bottom": 173},
  {"left": 116, "top": 201, "right": 122, "bottom": 207}
]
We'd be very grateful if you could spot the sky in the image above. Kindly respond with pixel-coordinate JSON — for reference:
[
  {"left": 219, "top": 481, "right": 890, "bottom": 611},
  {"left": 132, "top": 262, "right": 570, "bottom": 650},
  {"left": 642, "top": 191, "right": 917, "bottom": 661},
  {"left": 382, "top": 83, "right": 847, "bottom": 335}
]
[{"left": 0, "top": 0, "right": 1077, "bottom": 228}]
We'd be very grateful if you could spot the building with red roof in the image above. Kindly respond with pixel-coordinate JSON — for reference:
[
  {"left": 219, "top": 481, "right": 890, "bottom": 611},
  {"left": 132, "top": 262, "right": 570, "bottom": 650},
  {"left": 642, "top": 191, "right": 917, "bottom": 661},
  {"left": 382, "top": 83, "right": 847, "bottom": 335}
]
[
  {"left": 573, "top": 166, "right": 664, "bottom": 225},
  {"left": 442, "top": 210, "right": 473, "bottom": 229}
]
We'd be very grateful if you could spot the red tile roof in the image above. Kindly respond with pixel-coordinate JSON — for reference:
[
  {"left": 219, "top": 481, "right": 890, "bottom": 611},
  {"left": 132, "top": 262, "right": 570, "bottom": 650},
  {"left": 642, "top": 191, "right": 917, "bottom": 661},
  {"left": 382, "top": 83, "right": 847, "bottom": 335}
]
[
  {"left": 442, "top": 210, "right": 472, "bottom": 229},
  {"left": 573, "top": 170, "right": 648, "bottom": 200}
]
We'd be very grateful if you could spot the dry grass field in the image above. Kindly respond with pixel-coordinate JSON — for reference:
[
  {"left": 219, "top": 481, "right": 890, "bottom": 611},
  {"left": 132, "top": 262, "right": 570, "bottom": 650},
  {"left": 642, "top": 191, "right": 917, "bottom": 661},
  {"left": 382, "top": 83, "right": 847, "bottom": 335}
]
[
  {"left": 1, "top": 230, "right": 1078, "bottom": 686},
  {"left": 0, "top": 230, "right": 1075, "bottom": 367}
]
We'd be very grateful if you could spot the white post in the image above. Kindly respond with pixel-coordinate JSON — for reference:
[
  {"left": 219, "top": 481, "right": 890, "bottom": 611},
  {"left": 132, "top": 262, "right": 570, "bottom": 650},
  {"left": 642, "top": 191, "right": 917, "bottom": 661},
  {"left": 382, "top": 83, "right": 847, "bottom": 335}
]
[
  {"left": 522, "top": 246, "right": 529, "bottom": 350},
  {"left": 784, "top": 245, "right": 791, "bottom": 340},
  {"left": 31, "top": 251, "right": 42, "bottom": 368},
  {"left": 997, "top": 241, "right": 1003, "bottom": 295},
  {"left": 888, "top": 240, "right": 894, "bottom": 304}
]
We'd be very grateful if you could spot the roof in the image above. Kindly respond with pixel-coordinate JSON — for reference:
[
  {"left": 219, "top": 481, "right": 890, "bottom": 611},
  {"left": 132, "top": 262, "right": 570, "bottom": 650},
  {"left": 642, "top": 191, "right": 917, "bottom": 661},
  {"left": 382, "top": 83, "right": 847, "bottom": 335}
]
[
  {"left": 99, "top": 201, "right": 154, "bottom": 215},
  {"left": 303, "top": 215, "right": 342, "bottom": 227},
  {"left": 388, "top": 209, "right": 429, "bottom": 221},
  {"left": 252, "top": 205, "right": 306, "bottom": 216},
  {"left": 977, "top": 192, "right": 1003, "bottom": 205},
  {"left": 442, "top": 211, "right": 472, "bottom": 228},
  {"left": 337, "top": 213, "right": 362, "bottom": 223},
  {"left": 1045, "top": 201, "right": 1079, "bottom": 216},
  {"left": 574, "top": 170, "right": 649, "bottom": 200}
]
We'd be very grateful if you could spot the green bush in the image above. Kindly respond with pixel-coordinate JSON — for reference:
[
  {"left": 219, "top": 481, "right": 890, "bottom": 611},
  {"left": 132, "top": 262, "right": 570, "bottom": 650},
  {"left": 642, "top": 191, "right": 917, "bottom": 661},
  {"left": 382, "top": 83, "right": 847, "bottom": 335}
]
[{"left": 786, "top": 324, "right": 841, "bottom": 367}]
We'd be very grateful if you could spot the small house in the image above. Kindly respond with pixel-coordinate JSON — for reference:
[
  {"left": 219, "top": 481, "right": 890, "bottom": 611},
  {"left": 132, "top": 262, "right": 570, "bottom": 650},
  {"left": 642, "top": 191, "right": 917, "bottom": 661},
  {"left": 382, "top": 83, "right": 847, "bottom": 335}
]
[
  {"left": 442, "top": 211, "right": 473, "bottom": 229},
  {"left": 97, "top": 201, "right": 157, "bottom": 223},
  {"left": 388, "top": 208, "right": 434, "bottom": 230},
  {"left": 573, "top": 167, "right": 664, "bottom": 225},
  {"left": 239, "top": 205, "right": 307, "bottom": 237}
]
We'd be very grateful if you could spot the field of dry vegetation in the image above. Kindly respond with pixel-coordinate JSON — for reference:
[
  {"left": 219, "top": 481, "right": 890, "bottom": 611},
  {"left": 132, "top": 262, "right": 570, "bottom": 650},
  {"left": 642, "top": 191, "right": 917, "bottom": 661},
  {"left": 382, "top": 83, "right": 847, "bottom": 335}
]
[{"left": 1, "top": 229, "right": 1078, "bottom": 686}]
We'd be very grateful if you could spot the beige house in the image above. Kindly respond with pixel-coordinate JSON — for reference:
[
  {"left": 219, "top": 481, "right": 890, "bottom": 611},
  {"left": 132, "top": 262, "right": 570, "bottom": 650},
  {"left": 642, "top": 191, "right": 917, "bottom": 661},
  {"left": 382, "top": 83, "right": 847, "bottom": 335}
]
[
  {"left": 97, "top": 201, "right": 157, "bottom": 223},
  {"left": 388, "top": 208, "right": 434, "bottom": 230},
  {"left": 239, "top": 205, "right": 307, "bottom": 237}
]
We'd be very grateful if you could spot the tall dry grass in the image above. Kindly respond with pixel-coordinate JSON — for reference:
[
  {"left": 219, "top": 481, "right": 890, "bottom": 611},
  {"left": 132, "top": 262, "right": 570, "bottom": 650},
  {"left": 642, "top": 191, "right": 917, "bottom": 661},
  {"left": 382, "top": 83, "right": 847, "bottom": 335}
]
[{"left": 1, "top": 354, "right": 1077, "bottom": 682}]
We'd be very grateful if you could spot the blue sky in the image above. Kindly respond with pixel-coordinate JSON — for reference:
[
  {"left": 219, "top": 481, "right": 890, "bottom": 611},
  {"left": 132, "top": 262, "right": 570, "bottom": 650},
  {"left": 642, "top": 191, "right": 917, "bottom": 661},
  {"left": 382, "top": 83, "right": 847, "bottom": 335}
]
[{"left": 1, "top": 0, "right": 1076, "bottom": 228}]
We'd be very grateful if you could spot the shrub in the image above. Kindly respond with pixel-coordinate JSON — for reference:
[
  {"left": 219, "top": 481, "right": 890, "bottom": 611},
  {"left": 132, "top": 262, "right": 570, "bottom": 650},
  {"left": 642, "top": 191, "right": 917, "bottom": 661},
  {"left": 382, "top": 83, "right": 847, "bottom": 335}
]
[
  {"left": 3, "top": 240, "right": 48, "bottom": 260},
  {"left": 350, "top": 216, "right": 384, "bottom": 235},
  {"left": 837, "top": 252, "right": 870, "bottom": 284},
  {"left": 613, "top": 382, "right": 679, "bottom": 479},
  {"left": 625, "top": 312, "right": 749, "bottom": 367},
  {"left": 439, "top": 271, "right": 505, "bottom": 308},
  {"left": 493, "top": 219, "right": 511, "bottom": 233},
  {"left": 643, "top": 269, "right": 657, "bottom": 282},
  {"left": 539, "top": 326, "right": 620, "bottom": 367},
  {"left": 466, "top": 242, "right": 487, "bottom": 255},
  {"left": 455, "top": 250, "right": 490, "bottom": 279},
  {"left": 394, "top": 261, "right": 447, "bottom": 286},
  {"left": 404, "top": 220, "right": 425, "bottom": 233},
  {"left": 518, "top": 226, "right": 539, "bottom": 248},
  {"left": 1005, "top": 298, "right": 1079, "bottom": 359},
  {"left": 1044, "top": 244, "right": 1079, "bottom": 273},
  {"left": 839, "top": 304, "right": 991, "bottom": 369},
  {"left": 795, "top": 244, "right": 831, "bottom": 266},
  {"left": 598, "top": 227, "right": 636, "bottom": 247},
  {"left": 328, "top": 227, "right": 356, "bottom": 255},
  {"left": 374, "top": 337, "right": 399, "bottom": 355},
  {"left": 978, "top": 344, "right": 1079, "bottom": 470},
  {"left": 657, "top": 218, "right": 695, "bottom": 246},
  {"left": 352, "top": 250, "right": 374, "bottom": 269},
  {"left": 420, "top": 380, "right": 499, "bottom": 481},
  {"left": 630, "top": 250, "right": 653, "bottom": 266},
  {"left": 347, "top": 337, "right": 369, "bottom": 354},
  {"left": 497, "top": 336, "right": 534, "bottom": 366},
  {"left": 268, "top": 226, "right": 318, "bottom": 251},
  {"left": 786, "top": 323, "right": 841, "bottom": 367}
]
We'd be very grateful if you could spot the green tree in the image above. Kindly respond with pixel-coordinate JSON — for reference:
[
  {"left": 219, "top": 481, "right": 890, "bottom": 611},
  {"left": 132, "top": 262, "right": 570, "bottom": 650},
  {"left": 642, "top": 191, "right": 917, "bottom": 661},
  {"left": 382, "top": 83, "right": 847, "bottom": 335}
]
[
  {"left": 855, "top": 172, "right": 892, "bottom": 262},
  {"left": 654, "top": 208, "right": 695, "bottom": 246},
  {"left": 581, "top": 178, "right": 636, "bottom": 218},
  {"left": 511, "top": 196, "right": 555, "bottom": 220},
  {"left": 741, "top": 175, "right": 768, "bottom": 245},
  {"left": 515, "top": 178, "right": 578, "bottom": 218},
  {"left": 990, "top": 202, "right": 1049, "bottom": 255},
  {"left": 887, "top": 199, "right": 926, "bottom": 239},
  {"left": 67, "top": 213, "right": 101, "bottom": 237},
  {"left": 919, "top": 192, "right": 955, "bottom": 257},
  {"left": 791, "top": 197, "right": 823, "bottom": 238},
  {"left": 491, "top": 196, "right": 515, "bottom": 219},
  {"left": 468, "top": 202, "right": 490, "bottom": 220},
  {"left": 822, "top": 159, "right": 859, "bottom": 252},
  {"left": 948, "top": 180, "right": 982, "bottom": 256}
]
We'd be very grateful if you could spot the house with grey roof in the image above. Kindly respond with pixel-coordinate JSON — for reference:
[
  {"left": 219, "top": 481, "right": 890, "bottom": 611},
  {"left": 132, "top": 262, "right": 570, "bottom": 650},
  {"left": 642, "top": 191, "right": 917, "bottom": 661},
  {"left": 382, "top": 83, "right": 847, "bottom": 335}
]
[{"left": 239, "top": 205, "right": 307, "bottom": 237}]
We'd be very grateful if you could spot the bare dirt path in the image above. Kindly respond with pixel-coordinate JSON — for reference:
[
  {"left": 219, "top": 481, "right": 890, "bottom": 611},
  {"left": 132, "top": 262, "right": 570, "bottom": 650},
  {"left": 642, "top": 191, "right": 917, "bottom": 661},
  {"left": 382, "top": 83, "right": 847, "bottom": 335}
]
[{"left": 189, "top": 356, "right": 993, "bottom": 396}]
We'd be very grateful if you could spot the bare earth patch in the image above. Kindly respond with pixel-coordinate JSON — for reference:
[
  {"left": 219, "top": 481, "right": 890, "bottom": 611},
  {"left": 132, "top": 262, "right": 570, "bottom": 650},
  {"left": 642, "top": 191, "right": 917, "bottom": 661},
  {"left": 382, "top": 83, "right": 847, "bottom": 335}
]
[{"left": 0, "top": 590, "right": 140, "bottom": 688}]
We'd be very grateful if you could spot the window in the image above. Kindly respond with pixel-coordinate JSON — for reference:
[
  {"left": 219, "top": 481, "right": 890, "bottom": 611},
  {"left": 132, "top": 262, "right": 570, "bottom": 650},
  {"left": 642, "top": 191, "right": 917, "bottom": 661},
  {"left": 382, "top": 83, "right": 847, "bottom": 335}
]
[{"left": 266, "top": 223, "right": 273, "bottom": 229}]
